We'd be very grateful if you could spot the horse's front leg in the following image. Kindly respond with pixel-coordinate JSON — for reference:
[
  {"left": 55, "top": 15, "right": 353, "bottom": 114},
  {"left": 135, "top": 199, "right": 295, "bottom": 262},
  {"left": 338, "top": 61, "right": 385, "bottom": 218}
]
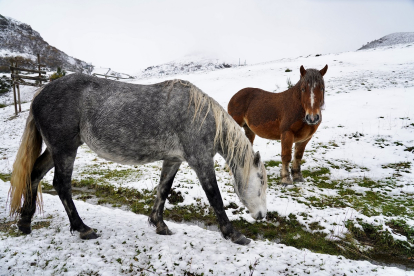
[
  {"left": 149, "top": 160, "right": 181, "bottom": 235},
  {"left": 188, "top": 157, "right": 250, "bottom": 245},
  {"left": 292, "top": 138, "right": 311, "bottom": 182},
  {"left": 281, "top": 131, "right": 294, "bottom": 185}
]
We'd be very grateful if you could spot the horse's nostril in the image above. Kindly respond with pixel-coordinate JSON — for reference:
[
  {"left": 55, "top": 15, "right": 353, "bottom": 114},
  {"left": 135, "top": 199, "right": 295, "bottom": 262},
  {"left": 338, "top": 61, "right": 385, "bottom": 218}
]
[
  {"left": 305, "top": 115, "right": 310, "bottom": 121},
  {"left": 315, "top": 114, "right": 320, "bottom": 121},
  {"left": 256, "top": 211, "right": 263, "bottom": 220}
]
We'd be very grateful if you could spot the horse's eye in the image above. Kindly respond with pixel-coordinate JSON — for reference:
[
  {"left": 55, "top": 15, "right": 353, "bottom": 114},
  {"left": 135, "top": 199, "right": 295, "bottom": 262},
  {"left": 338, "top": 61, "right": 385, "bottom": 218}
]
[{"left": 301, "top": 88, "right": 305, "bottom": 92}]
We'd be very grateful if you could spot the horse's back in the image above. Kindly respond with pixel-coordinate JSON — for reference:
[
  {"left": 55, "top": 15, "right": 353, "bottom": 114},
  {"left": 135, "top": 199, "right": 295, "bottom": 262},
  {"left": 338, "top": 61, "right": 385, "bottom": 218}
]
[
  {"left": 31, "top": 74, "right": 214, "bottom": 164},
  {"left": 228, "top": 88, "right": 271, "bottom": 126}
]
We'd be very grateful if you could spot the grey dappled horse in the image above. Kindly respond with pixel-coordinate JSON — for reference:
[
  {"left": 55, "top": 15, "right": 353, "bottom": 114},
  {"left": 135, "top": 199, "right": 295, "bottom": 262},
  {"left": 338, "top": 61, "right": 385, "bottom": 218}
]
[{"left": 9, "top": 74, "right": 267, "bottom": 245}]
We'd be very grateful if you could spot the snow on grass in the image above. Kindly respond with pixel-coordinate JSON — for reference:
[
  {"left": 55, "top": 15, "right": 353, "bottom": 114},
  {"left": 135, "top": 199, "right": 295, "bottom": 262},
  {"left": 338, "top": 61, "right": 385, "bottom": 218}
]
[
  {"left": 1, "top": 43, "right": 414, "bottom": 275},
  {"left": 0, "top": 183, "right": 408, "bottom": 276}
]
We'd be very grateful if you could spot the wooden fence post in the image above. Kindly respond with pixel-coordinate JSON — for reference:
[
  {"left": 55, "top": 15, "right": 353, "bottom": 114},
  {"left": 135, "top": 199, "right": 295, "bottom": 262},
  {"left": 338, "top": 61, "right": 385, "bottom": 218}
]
[
  {"left": 15, "top": 61, "right": 21, "bottom": 112},
  {"left": 11, "top": 62, "right": 17, "bottom": 115},
  {"left": 17, "top": 84, "right": 21, "bottom": 112},
  {"left": 37, "top": 54, "right": 42, "bottom": 85},
  {"left": 9, "top": 55, "right": 48, "bottom": 115}
]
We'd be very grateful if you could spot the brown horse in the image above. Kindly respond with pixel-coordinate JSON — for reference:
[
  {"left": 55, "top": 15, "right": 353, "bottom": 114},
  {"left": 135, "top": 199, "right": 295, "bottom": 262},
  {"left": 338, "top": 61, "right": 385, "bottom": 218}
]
[{"left": 228, "top": 65, "right": 328, "bottom": 185}]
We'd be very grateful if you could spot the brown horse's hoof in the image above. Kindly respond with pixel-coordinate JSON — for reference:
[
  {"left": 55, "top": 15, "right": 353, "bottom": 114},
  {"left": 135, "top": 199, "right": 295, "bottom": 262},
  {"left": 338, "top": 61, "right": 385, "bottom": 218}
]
[
  {"left": 156, "top": 226, "right": 173, "bottom": 235},
  {"left": 293, "top": 175, "right": 305, "bottom": 183},
  {"left": 80, "top": 228, "right": 98, "bottom": 240},
  {"left": 231, "top": 232, "right": 251, "bottom": 245},
  {"left": 281, "top": 176, "right": 293, "bottom": 186}
]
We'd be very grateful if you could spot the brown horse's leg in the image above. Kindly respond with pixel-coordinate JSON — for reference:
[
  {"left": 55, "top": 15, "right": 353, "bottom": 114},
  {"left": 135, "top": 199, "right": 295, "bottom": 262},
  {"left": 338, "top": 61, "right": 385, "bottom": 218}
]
[
  {"left": 243, "top": 124, "right": 256, "bottom": 144},
  {"left": 281, "top": 131, "right": 294, "bottom": 185},
  {"left": 292, "top": 138, "right": 311, "bottom": 182}
]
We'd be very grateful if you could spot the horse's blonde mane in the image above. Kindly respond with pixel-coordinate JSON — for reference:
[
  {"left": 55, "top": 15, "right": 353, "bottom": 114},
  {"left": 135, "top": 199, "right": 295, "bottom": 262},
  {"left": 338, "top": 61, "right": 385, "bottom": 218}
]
[{"left": 166, "top": 80, "right": 254, "bottom": 184}]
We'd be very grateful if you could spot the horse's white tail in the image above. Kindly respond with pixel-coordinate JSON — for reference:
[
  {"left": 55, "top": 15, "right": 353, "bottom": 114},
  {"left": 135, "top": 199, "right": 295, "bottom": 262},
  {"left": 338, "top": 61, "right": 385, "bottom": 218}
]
[{"left": 9, "top": 103, "right": 43, "bottom": 216}]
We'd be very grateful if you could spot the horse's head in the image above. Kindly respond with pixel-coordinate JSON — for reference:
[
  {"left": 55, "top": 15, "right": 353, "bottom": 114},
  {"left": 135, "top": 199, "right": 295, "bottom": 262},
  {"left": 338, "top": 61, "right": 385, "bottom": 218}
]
[
  {"left": 233, "top": 151, "right": 267, "bottom": 220},
  {"left": 299, "top": 65, "right": 328, "bottom": 125}
]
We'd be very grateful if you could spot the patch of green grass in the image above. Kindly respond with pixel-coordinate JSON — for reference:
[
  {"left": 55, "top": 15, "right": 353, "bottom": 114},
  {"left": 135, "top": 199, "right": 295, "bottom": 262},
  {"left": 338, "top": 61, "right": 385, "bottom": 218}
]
[
  {"left": 357, "top": 177, "right": 381, "bottom": 188},
  {"left": 382, "top": 162, "right": 412, "bottom": 174},
  {"left": 88, "top": 168, "right": 141, "bottom": 179},
  {"left": 0, "top": 103, "right": 7, "bottom": 108},
  {"left": 302, "top": 167, "right": 334, "bottom": 189},
  {"left": 233, "top": 212, "right": 346, "bottom": 257},
  {"left": 386, "top": 219, "right": 414, "bottom": 243},
  {"left": 302, "top": 167, "right": 330, "bottom": 179},
  {"left": 266, "top": 174, "right": 280, "bottom": 188},
  {"left": 0, "top": 218, "right": 50, "bottom": 237},
  {"left": 264, "top": 160, "right": 282, "bottom": 168},
  {"left": 0, "top": 173, "right": 11, "bottom": 182},
  {"left": 346, "top": 220, "right": 414, "bottom": 263}
]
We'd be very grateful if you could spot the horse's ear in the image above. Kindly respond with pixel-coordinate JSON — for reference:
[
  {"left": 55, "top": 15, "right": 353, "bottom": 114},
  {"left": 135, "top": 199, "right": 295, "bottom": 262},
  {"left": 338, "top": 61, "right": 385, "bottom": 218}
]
[
  {"left": 253, "top": 151, "right": 261, "bottom": 167},
  {"left": 320, "top": 64, "right": 328, "bottom": 76},
  {"left": 300, "top": 65, "right": 306, "bottom": 78}
]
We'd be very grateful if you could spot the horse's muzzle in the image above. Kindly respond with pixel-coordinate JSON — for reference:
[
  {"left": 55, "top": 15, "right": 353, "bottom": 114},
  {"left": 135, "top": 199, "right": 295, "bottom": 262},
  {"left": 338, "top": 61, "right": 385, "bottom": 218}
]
[
  {"left": 255, "top": 211, "right": 265, "bottom": 220},
  {"left": 305, "top": 114, "right": 320, "bottom": 125}
]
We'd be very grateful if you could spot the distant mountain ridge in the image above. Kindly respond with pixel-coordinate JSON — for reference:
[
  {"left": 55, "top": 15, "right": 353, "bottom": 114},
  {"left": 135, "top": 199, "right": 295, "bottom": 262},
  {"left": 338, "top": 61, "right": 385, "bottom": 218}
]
[
  {"left": 358, "top": 32, "right": 414, "bottom": 50},
  {"left": 0, "top": 14, "right": 88, "bottom": 72}
]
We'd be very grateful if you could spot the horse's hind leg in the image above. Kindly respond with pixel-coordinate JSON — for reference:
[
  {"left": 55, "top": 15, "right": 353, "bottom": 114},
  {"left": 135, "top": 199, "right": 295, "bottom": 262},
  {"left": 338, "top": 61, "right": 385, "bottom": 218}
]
[
  {"left": 149, "top": 160, "right": 181, "bottom": 235},
  {"left": 187, "top": 157, "right": 250, "bottom": 245},
  {"left": 291, "top": 138, "right": 311, "bottom": 183},
  {"left": 243, "top": 124, "right": 256, "bottom": 144},
  {"left": 52, "top": 148, "right": 97, "bottom": 239},
  {"left": 18, "top": 148, "right": 54, "bottom": 234}
]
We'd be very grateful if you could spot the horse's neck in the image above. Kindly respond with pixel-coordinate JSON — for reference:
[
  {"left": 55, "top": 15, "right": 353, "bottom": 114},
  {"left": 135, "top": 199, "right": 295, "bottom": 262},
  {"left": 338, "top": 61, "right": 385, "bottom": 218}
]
[
  {"left": 279, "top": 85, "right": 304, "bottom": 112},
  {"left": 217, "top": 139, "right": 245, "bottom": 171},
  {"left": 216, "top": 124, "right": 249, "bottom": 186}
]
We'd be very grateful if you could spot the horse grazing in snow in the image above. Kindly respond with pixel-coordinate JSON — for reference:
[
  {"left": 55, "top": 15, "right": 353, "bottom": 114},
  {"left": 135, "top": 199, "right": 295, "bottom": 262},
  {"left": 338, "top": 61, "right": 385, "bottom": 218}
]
[
  {"left": 9, "top": 74, "right": 267, "bottom": 245},
  {"left": 228, "top": 65, "right": 328, "bottom": 185}
]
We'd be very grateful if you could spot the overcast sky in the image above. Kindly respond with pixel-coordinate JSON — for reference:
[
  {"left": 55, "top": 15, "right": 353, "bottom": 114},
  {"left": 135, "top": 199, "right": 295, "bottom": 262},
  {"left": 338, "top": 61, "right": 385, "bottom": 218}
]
[{"left": 1, "top": 0, "right": 413, "bottom": 74}]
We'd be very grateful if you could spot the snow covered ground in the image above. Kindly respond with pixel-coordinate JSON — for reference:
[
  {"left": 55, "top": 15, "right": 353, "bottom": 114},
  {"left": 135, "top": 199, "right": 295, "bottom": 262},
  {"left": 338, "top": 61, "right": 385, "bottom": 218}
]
[{"left": 1, "top": 42, "right": 414, "bottom": 275}]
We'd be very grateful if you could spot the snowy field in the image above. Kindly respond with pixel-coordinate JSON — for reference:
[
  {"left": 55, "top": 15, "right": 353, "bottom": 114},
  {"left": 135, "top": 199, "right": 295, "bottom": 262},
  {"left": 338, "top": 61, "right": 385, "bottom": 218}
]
[{"left": 1, "top": 43, "right": 414, "bottom": 275}]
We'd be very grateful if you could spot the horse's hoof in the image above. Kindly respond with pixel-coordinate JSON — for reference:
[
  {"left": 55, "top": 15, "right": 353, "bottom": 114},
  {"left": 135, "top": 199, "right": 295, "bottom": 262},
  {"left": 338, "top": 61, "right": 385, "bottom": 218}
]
[
  {"left": 231, "top": 233, "right": 251, "bottom": 245},
  {"left": 293, "top": 176, "right": 305, "bottom": 183},
  {"left": 156, "top": 227, "right": 173, "bottom": 235},
  {"left": 281, "top": 177, "right": 293, "bottom": 186},
  {"left": 80, "top": 228, "right": 98, "bottom": 240},
  {"left": 17, "top": 221, "right": 32, "bottom": 234},
  {"left": 18, "top": 225, "right": 32, "bottom": 234}
]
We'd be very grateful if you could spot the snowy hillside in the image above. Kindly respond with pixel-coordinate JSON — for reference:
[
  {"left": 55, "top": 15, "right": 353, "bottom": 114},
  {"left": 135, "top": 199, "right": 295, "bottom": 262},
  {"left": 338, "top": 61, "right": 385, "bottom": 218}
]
[
  {"left": 1, "top": 43, "right": 414, "bottom": 275},
  {"left": 359, "top": 32, "right": 414, "bottom": 50},
  {"left": 136, "top": 55, "right": 236, "bottom": 79},
  {"left": 0, "top": 14, "right": 87, "bottom": 72}
]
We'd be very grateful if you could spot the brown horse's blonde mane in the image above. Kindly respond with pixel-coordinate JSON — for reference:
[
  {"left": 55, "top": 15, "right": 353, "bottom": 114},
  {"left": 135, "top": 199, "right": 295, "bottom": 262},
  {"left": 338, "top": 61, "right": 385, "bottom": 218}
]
[{"left": 166, "top": 80, "right": 254, "bottom": 184}]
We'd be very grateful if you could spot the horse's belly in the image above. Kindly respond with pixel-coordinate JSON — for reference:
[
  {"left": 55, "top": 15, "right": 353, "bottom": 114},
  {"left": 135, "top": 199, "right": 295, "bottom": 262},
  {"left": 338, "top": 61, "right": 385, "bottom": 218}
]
[
  {"left": 249, "top": 121, "right": 281, "bottom": 140},
  {"left": 80, "top": 130, "right": 185, "bottom": 165}
]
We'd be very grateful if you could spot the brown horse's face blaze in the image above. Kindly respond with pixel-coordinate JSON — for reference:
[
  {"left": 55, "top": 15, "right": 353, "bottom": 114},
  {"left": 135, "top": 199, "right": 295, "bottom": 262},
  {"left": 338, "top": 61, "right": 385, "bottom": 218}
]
[{"left": 299, "top": 65, "right": 328, "bottom": 125}]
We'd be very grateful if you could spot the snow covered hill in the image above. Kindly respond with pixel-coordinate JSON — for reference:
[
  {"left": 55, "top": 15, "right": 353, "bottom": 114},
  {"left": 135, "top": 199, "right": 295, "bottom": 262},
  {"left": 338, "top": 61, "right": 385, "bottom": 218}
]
[
  {"left": 1, "top": 43, "right": 414, "bottom": 275},
  {"left": 0, "top": 14, "right": 87, "bottom": 72},
  {"left": 358, "top": 32, "right": 414, "bottom": 50},
  {"left": 136, "top": 55, "right": 236, "bottom": 79}
]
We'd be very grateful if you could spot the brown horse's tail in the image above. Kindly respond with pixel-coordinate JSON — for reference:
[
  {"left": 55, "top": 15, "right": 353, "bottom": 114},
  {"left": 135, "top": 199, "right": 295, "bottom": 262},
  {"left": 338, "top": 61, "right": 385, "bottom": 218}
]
[{"left": 9, "top": 105, "right": 43, "bottom": 216}]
